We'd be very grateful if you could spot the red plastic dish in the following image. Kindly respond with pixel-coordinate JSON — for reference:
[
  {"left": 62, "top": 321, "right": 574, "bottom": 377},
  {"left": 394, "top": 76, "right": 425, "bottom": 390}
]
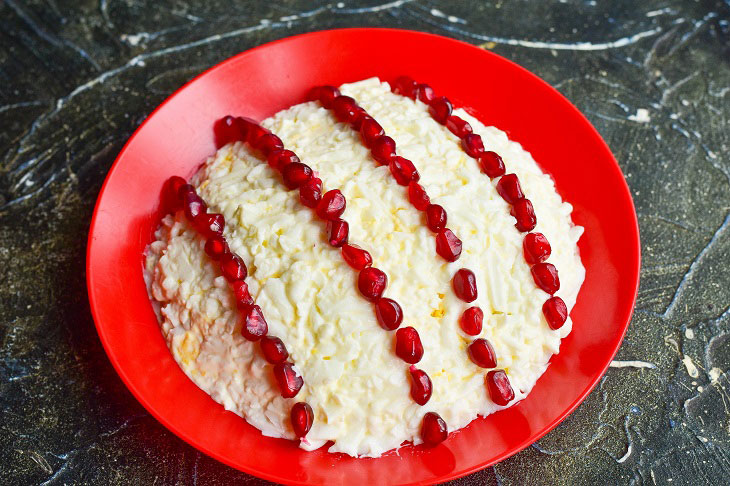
[{"left": 87, "top": 28, "right": 640, "bottom": 485}]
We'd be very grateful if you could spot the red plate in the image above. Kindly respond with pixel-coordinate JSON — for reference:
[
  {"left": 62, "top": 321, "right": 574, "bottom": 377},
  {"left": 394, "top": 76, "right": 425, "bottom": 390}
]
[{"left": 87, "top": 28, "right": 639, "bottom": 484}]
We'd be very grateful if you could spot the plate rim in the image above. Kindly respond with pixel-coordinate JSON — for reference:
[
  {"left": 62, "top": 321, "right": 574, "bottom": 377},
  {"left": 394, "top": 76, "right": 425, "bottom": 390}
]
[{"left": 86, "top": 27, "right": 641, "bottom": 484}]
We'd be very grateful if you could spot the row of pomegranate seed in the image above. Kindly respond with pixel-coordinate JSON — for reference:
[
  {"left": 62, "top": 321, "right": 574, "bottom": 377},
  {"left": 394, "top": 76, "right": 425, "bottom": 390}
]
[
  {"left": 221, "top": 114, "right": 436, "bottom": 409},
  {"left": 310, "top": 85, "right": 517, "bottom": 417},
  {"left": 392, "top": 76, "right": 569, "bottom": 331},
  {"left": 164, "top": 176, "right": 313, "bottom": 439}
]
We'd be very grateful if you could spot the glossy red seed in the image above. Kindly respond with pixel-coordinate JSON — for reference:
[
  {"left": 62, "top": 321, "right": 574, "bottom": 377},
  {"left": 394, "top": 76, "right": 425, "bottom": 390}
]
[
  {"left": 215, "top": 115, "right": 241, "bottom": 146},
  {"left": 204, "top": 235, "right": 229, "bottom": 260},
  {"left": 395, "top": 326, "right": 424, "bottom": 364},
  {"left": 299, "top": 177, "right": 323, "bottom": 208},
  {"left": 453, "top": 268, "right": 478, "bottom": 302},
  {"left": 531, "top": 262, "right": 560, "bottom": 294},
  {"left": 178, "top": 182, "right": 195, "bottom": 199},
  {"left": 196, "top": 213, "right": 224, "bottom": 237},
  {"left": 360, "top": 117, "right": 384, "bottom": 147},
  {"left": 445, "top": 116, "right": 473, "bottom": 138},
  {"left": 414, "top": 83, "right": 435, "bottom": 103},
  {"left": 496, "top": 174, "right": 524, "bottom": 204},
  {"left": 231, "top": 280, "right": 254, "bottom": 308},
  {"left": 267, "top": 149, "right": 300, "bottom": 171},
  {"left": 326, "top": 219, "right": 349, "bottom": 247},
  {"left": 332, "top": 96, "right": 359, "bottom": 124},
  {"left": 511, "top": 198, "right": 537, "bottom": 232},
  {"left": 428, "top": 96, "right": 452, "bottom": 124},
  {"left": 543, "top": 296, "right": 568, "bottom": 330},
  {"left": 375, "top": 298, "right": 403, "bottom": 330},
  {"left": 371, "top": 135, "right": 396, "bottom": 164},
  {"left": 486, "top": 370, "right": 515, "bottom": 406},
  {"left": 408, "top": 182, "right": 430, "bottom": 210},
  {"left": 290, "top": 402, "right": 314, "bottom": 438},
  {"left": 273, "top": 362, "right": 303, "bottom": 398},
  {"left": 435, "top": 228, "right": 463, "bottom": 262},
  {"left": 282, "top": 162, "right": 313, "bottom": 189},
  {"left": 305, "top": 86, "right": 321, "bottom": 102},
  {"left": 389, "top": 156, "right": 420, "bottom": 186},
  {"left": 256, "top": 133, "right": 284, "bottom": 156},
  {"left": 235, "top": 117, "right": 255, "bottom": 142},
  {"left": 341, "top": 244, "right": 373, "bottom": 270},
  {"left": 358, "top": 267, "right": 387, "bottom": 301},
  {"left": 166, "top": 175, "right": 187, "bottom": 211},
  {"left": 421, "top": 412, "right": 448, "bottom": 446},
  {"left": 478, "top": 151, "right": 506, "bottom": 178},
  {"left": 409, "top": 366, "right": 432, "bottom": 405},
  {"left": 523, "top": 233, "right": 551, "bottom": 264},
  {"left": 241, "top": 304, "right": 268, "bottom": 341},
  {"left": 459, "top": 306, "right": 483, "bottom": 335},
  {"left": 316, "top": 189, "right": 346, "bottom": 220},
  {"left": 260, "top": 336, "right": 289, "bottom": 364},
  {"left": 183, "top": 191, "right": 207, "bottom": 221},
  {"left": 461, "top": 133, "right": 485, "bottom": 158},
  {"left": 425, "top": 204, "right": 447, "bottom": 232},
  {"left": 350, "top": 107, "right": 369, "bottom": 130},
  {"left": 468, "top": 339, "right": 497, "bottom": 368},
  {"left": 220, "top": 252, "right": 247, "bottom": 282},
  {"left": 316, "top": 85, "right": 341, "bottom": 109},
  {"left": 246, "top": 124, "right": 270, "bottom": 147},
  {"left": 392, "top": 76, "right": 417, "bottom": 98}
]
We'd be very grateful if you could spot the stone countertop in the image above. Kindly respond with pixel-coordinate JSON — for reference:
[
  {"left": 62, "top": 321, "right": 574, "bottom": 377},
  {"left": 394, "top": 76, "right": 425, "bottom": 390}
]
[{"left": 1, "top": 1, "right": 729, "bottom": 484}]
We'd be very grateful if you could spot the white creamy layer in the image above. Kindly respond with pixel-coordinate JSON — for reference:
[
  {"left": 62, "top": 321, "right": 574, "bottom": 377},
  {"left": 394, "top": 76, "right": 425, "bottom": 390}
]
[{"left": 145, "top": 78, "right": 585, "bottom": 457}]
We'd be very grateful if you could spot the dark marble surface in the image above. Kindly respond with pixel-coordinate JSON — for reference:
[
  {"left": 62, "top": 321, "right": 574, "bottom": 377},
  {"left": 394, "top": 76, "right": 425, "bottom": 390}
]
[{"left": 1, "top": 0, "right": 729, "bottom": 484}]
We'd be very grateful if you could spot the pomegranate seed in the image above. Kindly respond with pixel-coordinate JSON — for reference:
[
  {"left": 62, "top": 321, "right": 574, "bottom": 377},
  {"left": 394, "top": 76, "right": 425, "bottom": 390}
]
[
  {"left": 358, "top": 267, "right": 387, "bottom": 301},
  {"left": 220, "top": 252, "right": 247, "bottom": 281},
  {"left": 350, "top": 107, "right": 369, "bottom": 130},
  {"left": 341, "top": 244, "right": 373, "bottom": 270},
  {"left": 165, "top": 175, "right": 187, "bottom": 211},
  {"left": 282, "top": 162, "right": 313, "bottom": 189},
  {"left": 414, "top": 83, "right": 435, "bottom": 103},
  {"left": 543, "top": 296, "right": 568, "bottom": 330},
  {"left": 183, "top": 191, "right": 207, "bottom": 221},
  {"left": 215, "top": 115, "right": 241, "bottom": 146},
  {"left": 511, "top": 198, "right": 537, "bottom": 232},
  {"left": 204, "top": 235, "right": 229, "bottom": 260},
  {"left": 425, "top": 204, "right": 447, "bottom": 232},
  {"left": 461, "top": 133, "right": 485, "bottom": 158},
  {"left": 421, "top": 412, "right": 448, "bottom": 446},
  {"left": 332, "top": 95, "right": 359, "bottom": 124},
  {"left": 531, "top": 262, "right": 560, "bottom": 294},
  {"left": 235, "top": 117, "right": 255, "bottom": 142},
  {"left": 305, "top": 86, "right": 321, "bottom": 102},
  {"left": 360, "top": 117, "right": 384, "bottom": 147},
  {"left": 459, "top": 306, "right": 483, "bottom": 335},
  {"left": 478, "top": 151, "right": 505, "bottom": 178},
  {"left": 375, "top": 298, "right": 403, "bottom": 330},
  {"left": 231, "top": 280, "right": 254, "bottom": 308},
  {"left": 316, "top": 190, "right": 346, "bottom": 220},
  {"left": 486, "top": 370, "right": 515, "bottom": 406},
  {"left": 268, "top": 149, "right": 300, "bottom": 171},
  {"left": 496, "top": 174, "right": 524, "bottom": 204},
  {"left": 389, "top": 156, "right": 420, "bottom": 186},
  {"left": 395, "top": 326, "right": 424, "bottom": 364},
  {"left": 260, "top": 336, "right": 289, "bottom": 364},
  {"left": 246, "top": 124, "right": 270, "bottom": 147},
  {"left": 428, "top": 96, "right": 452, "bottom": 124},
  {"left": 196, "top": 213, "right": 225, "bottom": 237},
  {"left": 299, "top": 177, "right": 323, "bottom": 208},
  {"left": 273, "top": 362, "right": 303, "bottom": 398},
  {"left": 327, "top": 219, "right": 349, "bottom": 247},
  {"left": 178, "top": 183, "right": 195, "bottom": 200},
  {"left": 453, "top": 268, "right": 478, "bottom": 302},
  {"left": 392, "top": 76, "right": 417, "bottom": 98},
  {"left": 254, "top": 133, "right": 283, "bottom": 156},
  {"left": 371, "top": 135, "right": 396, "bottom": 164},
  {"left": 409, "top": 366, "right": 432, "bottom": 405},
  {"left": 408, "top": 182, "right": 430, "bottom": 210},
  {"left": 523, "top": 233, "right": 551, "bottom": 264},
  {"left": 435, "top": 228, "right": 462, "bottom": 262},
  {"left": 316, "top": 85, "right": 341, "bottom": 109},
  {"left": 290, "top": 402, "right": 314, "bottom": 438},
  {"left": 468, "top": 339, "right": 497, "bottom": 368},
  {"left": 445, "top": 116, "right": 473, "bottom": 138},
  {"left": 241, "top": 304, "right": 268, "bottom": 341}
]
